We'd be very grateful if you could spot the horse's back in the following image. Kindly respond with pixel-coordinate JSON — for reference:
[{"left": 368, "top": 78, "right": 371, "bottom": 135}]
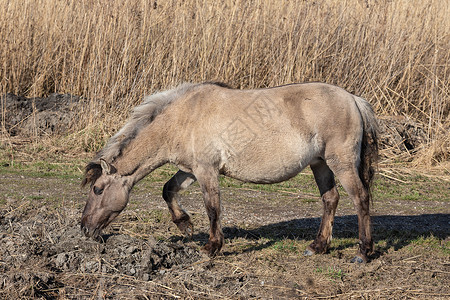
[
  {"left": 165, "top": 83, "right": 366, "bottom": 183},
  {"left": 200, "top": 82, "right": 364, "bottom": 146}
]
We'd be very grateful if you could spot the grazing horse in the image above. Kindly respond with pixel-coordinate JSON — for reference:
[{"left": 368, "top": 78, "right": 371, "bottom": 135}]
[{"left": 81, "top": 82, "right": 378, "bottom": 263}]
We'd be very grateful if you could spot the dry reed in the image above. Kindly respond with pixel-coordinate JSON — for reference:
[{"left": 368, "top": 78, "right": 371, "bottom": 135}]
[{"left": 0, "top": 0, "right": 448, "bottom": 165}]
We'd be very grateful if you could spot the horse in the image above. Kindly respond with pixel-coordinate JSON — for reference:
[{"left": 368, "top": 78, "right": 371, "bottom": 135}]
[{"left": 81, "top": 82, "right": 378, "bottom": 263}]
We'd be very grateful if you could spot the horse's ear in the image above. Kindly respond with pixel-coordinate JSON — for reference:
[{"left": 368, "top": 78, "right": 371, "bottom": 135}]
[
  {"left": 82, "top": 162, "right": 102, "bottom": 187},
  {"left": 100, "top": 158, "right": 116, "bottom": 175}
]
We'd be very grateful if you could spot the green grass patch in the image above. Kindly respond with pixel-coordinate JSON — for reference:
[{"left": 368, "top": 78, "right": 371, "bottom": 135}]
[
  {"left": 373, "top": 175, "right": 449, "bottom": 203},
  {"left": 28, "top": 195, "right": 45, "bottom": 201},
  {"left": 0, "top": 159, "right": 83, "bottom": 180},
  {"left": 410, "top": 235, "right": 450, "bottom": 256},
  {"left": 329, "top": 238, "right": 358, "bottom": 253},
  {"left": 314, "top": 266, "right": 345, "bottom": 282},
  {"left": 270, "top": 239, "right": 300, "bottom": 253},
  {"left": 219, "top": 173, "right": 317, "bottom": 195}
]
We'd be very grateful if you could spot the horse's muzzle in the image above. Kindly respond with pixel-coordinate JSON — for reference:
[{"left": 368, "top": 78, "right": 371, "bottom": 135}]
[{"left": 80, "top": 216, "right": 102, "bottom": 240}]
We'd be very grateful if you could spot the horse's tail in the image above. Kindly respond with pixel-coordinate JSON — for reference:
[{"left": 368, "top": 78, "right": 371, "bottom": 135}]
[{"left": 353, "top": 96, "right": 379, "bottom": 200}]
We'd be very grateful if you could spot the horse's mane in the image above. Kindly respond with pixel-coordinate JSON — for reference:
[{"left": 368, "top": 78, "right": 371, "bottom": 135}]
[{"left": 82, "top": 82, "right": 200, "bottom": 186}]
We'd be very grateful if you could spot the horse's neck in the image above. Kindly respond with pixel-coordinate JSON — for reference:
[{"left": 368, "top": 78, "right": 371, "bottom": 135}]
[{"left": 115, "top": 126, "right": 168, "bottom": 185}]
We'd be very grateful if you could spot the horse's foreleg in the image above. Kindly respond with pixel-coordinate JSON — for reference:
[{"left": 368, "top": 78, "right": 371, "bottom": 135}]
[
  {"left": 336, "top": 169, "right": 373, "bottom": 263},
  {"left": 162, "top": 170, "right": 196, "bottom": 236},
  {"left": 195, "top": 168, "right": 223, "bottom": 257},
  {"left": 305, "top": 160, "right": 340, "bottom": 256}
]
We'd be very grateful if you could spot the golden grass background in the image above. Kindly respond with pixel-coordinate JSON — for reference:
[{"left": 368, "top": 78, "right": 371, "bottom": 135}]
[{"left": 0, "top": 0, "right": 448, "bottom": 166}]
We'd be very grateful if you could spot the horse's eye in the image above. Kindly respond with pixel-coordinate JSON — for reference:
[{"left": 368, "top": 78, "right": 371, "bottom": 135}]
[{"left": 93, "top": 186, "right": 104, "bottom": 195}]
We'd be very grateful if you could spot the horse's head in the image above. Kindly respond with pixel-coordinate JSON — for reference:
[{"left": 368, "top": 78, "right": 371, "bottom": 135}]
[{"left": 81, "top": 159, "right": 130, "bottom": 240}]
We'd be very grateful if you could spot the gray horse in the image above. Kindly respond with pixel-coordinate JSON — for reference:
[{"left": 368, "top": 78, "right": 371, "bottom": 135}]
[{"left": 81, "top": 82, "right": 378, "bottom": 263}]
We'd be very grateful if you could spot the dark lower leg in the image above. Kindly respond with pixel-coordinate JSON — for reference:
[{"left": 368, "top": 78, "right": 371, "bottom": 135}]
[
  {"left": 162, "top": 171, "right": 196, "bottom": 236},
  {"left": 354, "top": 193, "right": 373, "bottom": 262},
  {"left": 307, "top": 187, "right": 340, "bottom": 254},
  {"left": 306, "top": 161, "right": 340, "bottom": 255},
  {"left": 202, "top": 203, "right": 224, "bottom": 256},
  {"left": 337, "top": 170, "right": 373, "bottom": 262},
  {"left": 197, "top": 172, "right": 224, "bottom": 257}
]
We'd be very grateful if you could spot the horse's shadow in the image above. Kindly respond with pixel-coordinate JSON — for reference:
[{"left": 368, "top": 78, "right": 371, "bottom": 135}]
[{"left": 172, "top": 214, "right": 449, "bottom": 258}]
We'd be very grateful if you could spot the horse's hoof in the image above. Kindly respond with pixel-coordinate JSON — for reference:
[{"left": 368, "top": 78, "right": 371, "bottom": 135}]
[
  {"left": 200, "top": 245, "right": 218, "bottom": 257},
  {"left": 181, "top": 222, "right": 194, "bottom": 238},
  {"left": 176, "top": 219, "right": 194, "bottom": 238},
  {"left": 200, "top": 247, "right": 211, "bottom": 257},
  {"left": 201, "top": 240, "right": 222, "bottom": 257},
  {"left": 350, "top": 256, "right": 366, "bottom": 264},
  {"left": 304, "top": 248, "right": 315, "bottom": 256}
]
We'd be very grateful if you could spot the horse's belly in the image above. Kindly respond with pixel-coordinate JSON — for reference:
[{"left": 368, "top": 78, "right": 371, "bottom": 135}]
[
  {"left": 223, "top": 161, "right": 305, "bottom": 184},
  {"left": 220, "top": 135, "right": 320, "bottom": 184}
]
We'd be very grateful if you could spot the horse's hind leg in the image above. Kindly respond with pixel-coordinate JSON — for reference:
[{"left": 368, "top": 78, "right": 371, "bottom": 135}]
[
  {"left": 334, "top": 167, "right": 373, "bottom": 263},
  {"left": 305, "top": 160, "right": 340, "bottom": 256},
  {"left": 162, "top": 170, "right": 196, "bottom": 236}
]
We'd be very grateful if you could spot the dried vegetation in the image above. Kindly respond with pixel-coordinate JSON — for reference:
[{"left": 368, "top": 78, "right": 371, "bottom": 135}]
[{"left": 0, "top": 0, "right": 448, "bottom": 170}]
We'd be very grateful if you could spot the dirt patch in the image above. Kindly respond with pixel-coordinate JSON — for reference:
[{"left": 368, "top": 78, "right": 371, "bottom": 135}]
[
  {"left": 0, "top": 171, "right": 448, "bottom": 299},
  {"left": 1, "top": 93, "right": 85, "bottom": 136},
  {"left": 0, "top": 214, "right": 201, "bottom": 299}
]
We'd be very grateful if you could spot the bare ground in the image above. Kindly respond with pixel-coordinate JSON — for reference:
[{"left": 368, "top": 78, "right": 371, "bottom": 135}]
[{"left": 0, "top": 168, "right": 449, "bottom": 299}]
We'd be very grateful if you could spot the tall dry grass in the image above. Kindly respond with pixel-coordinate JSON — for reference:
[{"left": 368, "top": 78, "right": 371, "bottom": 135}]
[{"left": 0, "top": 0, "right": 448, "bottom": 164}]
